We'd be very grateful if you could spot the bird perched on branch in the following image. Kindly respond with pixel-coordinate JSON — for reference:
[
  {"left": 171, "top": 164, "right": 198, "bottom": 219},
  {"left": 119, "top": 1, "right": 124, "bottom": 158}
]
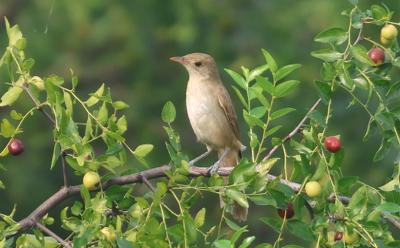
[{"left": 170, "top": 53, "right": 247, "bottom": 221}]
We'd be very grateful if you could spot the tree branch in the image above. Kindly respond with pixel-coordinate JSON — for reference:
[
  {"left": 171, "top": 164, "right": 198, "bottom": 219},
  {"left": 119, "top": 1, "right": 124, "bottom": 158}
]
[
  {"left": 15, "top": 165, "right": 399, "bottom": 235},
  {"left": 35, "top": 222, "right": 72, "bottom": 248},
  {"left": 259, "top": 98, "right": 322, "bottom": 164}
]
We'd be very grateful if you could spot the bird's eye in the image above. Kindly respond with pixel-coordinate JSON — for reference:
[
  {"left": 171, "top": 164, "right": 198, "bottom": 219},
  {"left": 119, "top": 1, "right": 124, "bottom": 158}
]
[{"left": 194, "top": 61, "right": 202, "bottom": 67}]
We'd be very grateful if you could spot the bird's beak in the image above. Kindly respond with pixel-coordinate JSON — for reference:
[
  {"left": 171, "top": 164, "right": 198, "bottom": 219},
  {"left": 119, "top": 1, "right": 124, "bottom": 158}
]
[{"left": 169, "top": 56, "right": 185, "bottom": 64}]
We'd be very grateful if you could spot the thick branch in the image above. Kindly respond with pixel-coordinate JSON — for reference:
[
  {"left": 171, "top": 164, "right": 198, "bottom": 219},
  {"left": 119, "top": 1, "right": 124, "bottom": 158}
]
[{"left": 16, "top": 165, "right": 399, "bottom": 234}]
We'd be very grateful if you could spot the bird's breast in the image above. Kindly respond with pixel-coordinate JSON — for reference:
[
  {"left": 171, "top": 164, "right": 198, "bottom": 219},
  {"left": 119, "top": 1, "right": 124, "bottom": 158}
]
[{"left": 186, "top": 79, "right": 235, "bottom": 149}]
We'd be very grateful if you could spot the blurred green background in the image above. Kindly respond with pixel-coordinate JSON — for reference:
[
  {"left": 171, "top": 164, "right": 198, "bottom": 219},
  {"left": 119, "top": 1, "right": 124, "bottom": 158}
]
[{"left": 0, "top": 0, "right": 399, "bottom": 245}]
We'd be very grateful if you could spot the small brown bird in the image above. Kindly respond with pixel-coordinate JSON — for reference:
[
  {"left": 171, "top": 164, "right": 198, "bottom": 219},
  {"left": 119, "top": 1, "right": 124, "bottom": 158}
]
[{"left": 170, "top": 53, "right": 247, "bottom": 221}]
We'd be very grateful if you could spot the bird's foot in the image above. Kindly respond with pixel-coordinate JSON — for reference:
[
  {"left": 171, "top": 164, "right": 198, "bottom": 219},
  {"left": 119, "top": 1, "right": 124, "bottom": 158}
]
[{"left": 207, "top": 162, "right": 220, "bottom": 175}]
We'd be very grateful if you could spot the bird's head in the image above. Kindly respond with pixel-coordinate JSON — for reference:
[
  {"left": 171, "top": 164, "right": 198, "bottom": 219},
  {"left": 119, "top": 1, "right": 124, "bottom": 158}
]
[{"left": 170, "top": 53, "right": 219, "bottom": 79}]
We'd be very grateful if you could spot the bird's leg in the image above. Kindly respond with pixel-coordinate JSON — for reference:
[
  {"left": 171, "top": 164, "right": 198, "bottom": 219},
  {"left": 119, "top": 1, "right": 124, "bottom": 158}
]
[
  {"left": 208, "top": 148, "right": 230, "bottom": 174},
  {"left": 189, "top": 147, "right": 212, "bottom": 166}
]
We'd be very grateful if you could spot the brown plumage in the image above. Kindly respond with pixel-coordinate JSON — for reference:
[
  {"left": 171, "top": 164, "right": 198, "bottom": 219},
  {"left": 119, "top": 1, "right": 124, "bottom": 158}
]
[{"left": 170, "top": 53, "right": 247, "bottom": 221}]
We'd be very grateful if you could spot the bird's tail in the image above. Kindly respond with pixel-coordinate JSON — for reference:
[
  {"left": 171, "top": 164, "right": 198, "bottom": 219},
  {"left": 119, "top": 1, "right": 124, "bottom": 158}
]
[{"left": 218, "top": 149, "right": 248, "bottom": 222}]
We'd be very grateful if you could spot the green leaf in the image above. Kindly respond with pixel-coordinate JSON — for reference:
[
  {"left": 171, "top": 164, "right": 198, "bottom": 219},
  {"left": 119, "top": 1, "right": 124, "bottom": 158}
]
[
  {"left": 50, "top": 143, "right": 61, "bottom": 170},
  {"left": 112, "top": 101, "right": 129, "bottom": 110},
  {"left": 0, "top": 180, "right": 4, "bottom": 189},
  {"left": 286, "top": 220, "right": 314, "bottom": 241},
  {"left": 133, "top": 144, "right": 154, "bottom": 157},
  {"left": 270, "top": 107, "right": 295, "bottom": 120},
  {"left": 351, "top": 45, "right": 375, "bottom": 66},
  {"left": 243, "top": 110, "right": 264, "bottom": 128},
  {"left": 116, "top": 238, "right": 134, "bottom": 248},
  {"left": 282, "top": 245, "right": 304, "bottom": 248},
  {"left": 314, "top": 27, "right": 347, "bottom": 45},
  {"left": 225, "top": 69, "right": 246, "bottom": 89},
  {"left": 311, "top": 49, "right": 342, "bottom": 62},
  {"left": 315, "top": 80, "right": 332, "bottom": 103},
  {"left": 348, "top": 186, "right": 367, "bottom": 209},
  {"left": 375, "top": 202, "right": 400, "bottom": 213},
  {"left": 371, "top": 4, "right": 389, "bottom": 21},
  {"left": 194, "top": 208, "right": 206, "bottom": 227},
  {"left": 249, "top": 195, "right": 277, "bottom": 207},
  {"left": 85, "top": 83, "right": 105, "bottom": 107},
  {"left": 5, "top": 18, "right": 23, "bottom": 47},
  {"left": 266, "top": 125, "right": 282, "bottom": 136},
  {"left": 63, "top": 91, "right": 73, "bottom": 116},
  {"left": 260, "top": 217, "right": 281, "bottom": 232},
  {"left": 225, "top": 189, "right": 249, "bottom": 208},
  {"left": 239, "top": 237, "right": 255, "bottom": 248},
  {"left": 1, "top": 119, "right": 16, "bottom": 138},
  {"left": 249, "top": 64, "right": 269, "bottom": 81},
  {"left": 213, "top": 240, "right": 231, "bottom": 248},
  {"left": 116, "top": 115, "right": 127, "bottom": 134},
  {"left": 225, "top": 217, "right": 241, "bottom": 231},
  {"left": 250, "top": 106, "right": 267, "bottom": 118},
  {"left": 232, "top": 86, "right": 247, "bottom": 107},
  {"left": 10, "top": 110, "right": 23, "bottom": 120},
  {"left": 256, "top": 76, "right": 275, "bottom": 96},
  {"left": 231, "top": 225, "right": 248, "bottom": 245},
  {"left": 161, "top": 101, "right": 176, "bottom": 123},
  {"left": 262, "top": 49, "right": 277, "bottom": 73},
  {"left": 97, "top": 102, "right": 108, "bottom": 125},
  {"left": 0, "top": 86, "right": 23, "bottom": 107},
  {"left": 275, "top": 64, "right": 302, "bottom": 82},
  {"left": 274, "top": 80, "right": 300, "bottom": 97}
]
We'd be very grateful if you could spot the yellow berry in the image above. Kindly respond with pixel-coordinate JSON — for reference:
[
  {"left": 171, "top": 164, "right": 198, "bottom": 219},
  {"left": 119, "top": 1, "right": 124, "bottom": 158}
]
[
  {"left": 83, "top": 171, "right": 100, "bottom": 189},
  {"left": 305, "top": 181, "right": 322, "bottom": 197},
  {"left": 381, "top": 24, "right": 398, "bottom": 40},
  {"left": 101, "top": 227, "right": 116, "bottom": 242}
]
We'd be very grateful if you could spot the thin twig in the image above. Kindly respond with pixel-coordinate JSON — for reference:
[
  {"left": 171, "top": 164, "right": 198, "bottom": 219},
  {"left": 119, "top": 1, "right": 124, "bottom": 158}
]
[
  {"left": 260, "top": 98, "right": 322, "bottom": 164},
  {"left": 35, "top": 222, "right": 72, "bottom": 248},
  {"left": 23, "top": 86, "right": 55, "bottom": 125},
  {"left": 61, "top": 151, "right": 69, "bottom": 188}
]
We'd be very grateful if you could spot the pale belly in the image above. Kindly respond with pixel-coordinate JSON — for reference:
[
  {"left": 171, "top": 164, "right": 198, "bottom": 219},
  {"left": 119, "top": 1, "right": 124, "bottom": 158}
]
[{"left": 186, "top": 89, "right": 235, "bottom": 150}]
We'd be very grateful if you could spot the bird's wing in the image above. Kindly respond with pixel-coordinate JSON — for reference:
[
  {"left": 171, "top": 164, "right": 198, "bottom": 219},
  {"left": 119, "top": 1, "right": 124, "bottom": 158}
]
[{"left": 217, "top": 84, "right": 241, "bottom": 141}]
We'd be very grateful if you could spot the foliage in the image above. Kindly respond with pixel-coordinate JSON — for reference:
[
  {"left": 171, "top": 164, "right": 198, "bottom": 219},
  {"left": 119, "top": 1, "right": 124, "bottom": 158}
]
[{"left": 0, "top": 1, "right": 400, "bottom": 248}]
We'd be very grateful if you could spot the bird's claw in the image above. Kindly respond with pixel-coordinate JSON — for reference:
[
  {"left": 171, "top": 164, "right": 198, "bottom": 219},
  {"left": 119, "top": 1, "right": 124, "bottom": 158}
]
[{"left": 207, "top": 163, "right": 220, "bottom": 175}]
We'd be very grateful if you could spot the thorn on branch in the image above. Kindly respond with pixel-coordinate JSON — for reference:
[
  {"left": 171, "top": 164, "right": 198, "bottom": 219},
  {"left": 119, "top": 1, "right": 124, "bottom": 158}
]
[{"left": 140, "top": 173, "right": 156, "bottom": 192}]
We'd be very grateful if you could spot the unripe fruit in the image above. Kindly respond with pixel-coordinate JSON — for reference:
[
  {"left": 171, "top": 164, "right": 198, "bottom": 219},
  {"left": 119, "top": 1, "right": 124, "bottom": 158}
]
[
  {"left": 8, "top": 138, "right": 24, "bottom": 156},
  {"left": 277, "top": 202, "right": 294, "bottom": 219},
  {"left": 83, "top": 171, "right": 100, "bottom": 189},
  {"left": 101, "top": 227, "right": 116, "bottom": 242},
  {"left": 368, "top": 47, "right": 385, "bottom": 65},
  {"left": 344, "top": 231, "right": 359, "bottom": 244},
  {"left": 334, "top": 231, "right": 343, "bottom": 241},
  {"left": 380, "top": 36, "right": 393, "bottom": 46},
  {"left": 324, "top": 136, "right": 341, "bottom": 153},
  {"left": 381, "top": 24, "right": 398, "bottom": 40},
  {"left": 305, "top": 181, "right": 322, "bottom": 197}
]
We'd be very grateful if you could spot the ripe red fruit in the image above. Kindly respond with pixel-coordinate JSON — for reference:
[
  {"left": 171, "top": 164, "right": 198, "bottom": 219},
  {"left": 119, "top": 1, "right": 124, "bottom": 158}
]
[
  {"left": 368, "top": 47, "right": 385, "bottom": 65},
  {"left": 335, "top": 231, "right": 343, "bottom": 241},
  {"left": 277, "top": 202, "right": 294, "bottom": 219},
  {"left": 324, "top": 136, "right": 341, "bottom": 153},
  {"left": 8, "top": 138, "right": 24, "bottom": 156}
]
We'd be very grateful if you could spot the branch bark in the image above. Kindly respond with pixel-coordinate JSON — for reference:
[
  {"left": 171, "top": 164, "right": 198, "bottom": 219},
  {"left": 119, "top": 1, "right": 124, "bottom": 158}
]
[
  {"left": 35, "top": 223, "right": 72, "bottom": 248},
  {"left": 16, "top": 165, "right": 400, "bottom": 234}
]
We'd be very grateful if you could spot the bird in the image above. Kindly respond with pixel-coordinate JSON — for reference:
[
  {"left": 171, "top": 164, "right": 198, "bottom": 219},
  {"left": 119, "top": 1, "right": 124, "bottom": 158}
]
[{"left": 170, "top": 52, "right": 247, "bottom": 221}]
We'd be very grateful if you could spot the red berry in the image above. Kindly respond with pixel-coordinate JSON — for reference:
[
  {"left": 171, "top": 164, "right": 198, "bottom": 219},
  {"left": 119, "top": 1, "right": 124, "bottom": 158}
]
[
  {"left": 335, "top": 231, "right": 343, "bottom": 241},
  {"left": 324, "top": 136, "right": 341, "bottom": 153},
  {"left": 8, "top": 138, "right": 24, "bottom": 156},
  {"left": 277, "top": 202, "right": 294, "bottom": 219},
  {"left": 368, "top": 47, "right": 385, "bottom": 65}
]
